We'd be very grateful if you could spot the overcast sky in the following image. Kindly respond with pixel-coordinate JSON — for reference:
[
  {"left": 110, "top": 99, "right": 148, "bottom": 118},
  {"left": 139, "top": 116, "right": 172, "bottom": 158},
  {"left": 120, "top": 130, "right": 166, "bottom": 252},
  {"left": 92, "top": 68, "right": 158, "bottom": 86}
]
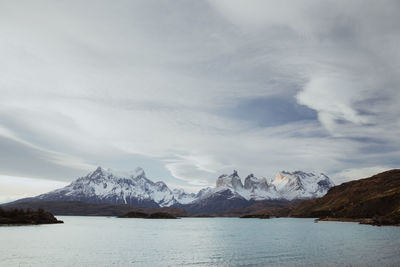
[{"left": 1, "top": 0, "right": 400, "bottom": 202}]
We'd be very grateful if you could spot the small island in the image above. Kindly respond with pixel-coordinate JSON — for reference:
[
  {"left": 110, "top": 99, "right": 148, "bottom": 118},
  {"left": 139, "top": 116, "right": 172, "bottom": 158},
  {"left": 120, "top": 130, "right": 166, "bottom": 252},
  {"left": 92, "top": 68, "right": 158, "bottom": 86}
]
[
  {"left": 0, "top": 207, "right": 63, "bottom": 225},
  {"left": 118, "top": 211, "right": 177, "bottom": 219},
  {"left": 240, "top": 214, "right": 270, "bottom": 219}
]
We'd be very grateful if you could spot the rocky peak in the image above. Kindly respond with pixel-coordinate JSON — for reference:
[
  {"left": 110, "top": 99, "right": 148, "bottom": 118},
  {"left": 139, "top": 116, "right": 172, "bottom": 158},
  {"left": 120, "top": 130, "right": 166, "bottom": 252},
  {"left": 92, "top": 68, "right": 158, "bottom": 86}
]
[
  {"left": 244, "top": 174, "right": 257, "bottom": 189},
  {"left": 133, "top": 167, "right": 145, "bottom": 178},
  {"left": 172, "top": 188, "right": 184, "bottom": 194},
  {"left": 155, "top": 181, "right": 168, "bottom": 191},
  {"left": 196, "top": 187, "right": 212, "bottom": 198},
  {"left": 246, "top": 173, "right": 254, "bottom": 179},
  {"left": 274, "top": 172, "right": 290, "bottom": 182},
  {"left": 89, "top": 167, "right": 149, "bottom": 182},
  {"left": 212, "top": 170, "right": 334, "bottom": 201},
  {"left": 90, "top": 166, "right": 105, "bottom": 177},
  {"left": 216, "top": 170, "right": 244, "bottom": 189},
  {"left": 244, "top": 174, "right": 271, "bottom": 191},
  {"left": 26, "top": 166, "right": 334, "bottom": 209},
  {"left": 94, "top": 166, "right": 103, "bottom": 173}
]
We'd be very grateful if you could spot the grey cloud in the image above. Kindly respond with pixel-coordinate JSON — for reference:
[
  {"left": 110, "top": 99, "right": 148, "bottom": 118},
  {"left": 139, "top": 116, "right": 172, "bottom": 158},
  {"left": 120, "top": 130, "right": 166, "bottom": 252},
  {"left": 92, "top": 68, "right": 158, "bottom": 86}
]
[
  {"left": 0, "top": 135, "right": 90, "bottom": 181},
  {"left": 0, "top": 0, "right": 399, "bottom": 195},
  {"left": 221, "top": 96, "right": 317, "bottom": 127}
]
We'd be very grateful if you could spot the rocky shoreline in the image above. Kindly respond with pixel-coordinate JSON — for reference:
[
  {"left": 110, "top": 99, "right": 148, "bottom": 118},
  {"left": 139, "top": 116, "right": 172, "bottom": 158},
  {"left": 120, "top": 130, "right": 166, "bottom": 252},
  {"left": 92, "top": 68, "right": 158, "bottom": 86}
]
[
  {"left": 118, "top": 211, "right": 177, "bottom": 219},
  {"left": 240, "top": 214, "right": 271, "bottom": 219},
  {"left": 0, "top": 207, "right": 63, "bottom": 226},
  {"left": 316, "top": 217, "right": 400, "bottom": 226}
]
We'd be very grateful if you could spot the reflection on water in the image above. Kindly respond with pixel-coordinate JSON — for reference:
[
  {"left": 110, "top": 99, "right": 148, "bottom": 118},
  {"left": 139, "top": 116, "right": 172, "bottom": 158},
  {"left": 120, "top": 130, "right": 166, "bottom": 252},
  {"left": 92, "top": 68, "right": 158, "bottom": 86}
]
[{"left": 1, "top": 217, "right": 400, "bottom": 266}]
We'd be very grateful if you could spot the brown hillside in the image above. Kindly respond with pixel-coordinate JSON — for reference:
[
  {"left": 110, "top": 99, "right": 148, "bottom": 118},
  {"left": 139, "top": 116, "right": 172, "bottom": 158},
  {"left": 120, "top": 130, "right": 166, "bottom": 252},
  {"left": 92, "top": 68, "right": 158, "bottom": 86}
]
[{"left": 291, "top": 169, "right": 400, "bottom": 225}]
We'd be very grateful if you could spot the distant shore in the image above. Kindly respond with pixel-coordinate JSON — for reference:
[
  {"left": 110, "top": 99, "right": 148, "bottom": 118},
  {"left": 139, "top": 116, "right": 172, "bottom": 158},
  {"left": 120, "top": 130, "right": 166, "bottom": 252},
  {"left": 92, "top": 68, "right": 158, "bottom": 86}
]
[{"left": 315, "top": 217, "right": 400, "bottom": 226}]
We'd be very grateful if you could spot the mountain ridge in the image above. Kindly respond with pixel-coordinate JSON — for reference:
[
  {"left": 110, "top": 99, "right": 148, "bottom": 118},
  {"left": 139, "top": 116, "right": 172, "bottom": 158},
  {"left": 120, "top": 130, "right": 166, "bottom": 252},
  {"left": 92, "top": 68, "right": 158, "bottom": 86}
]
[{"left": 8, "top": 167, "right": 334, "bottom": 213}]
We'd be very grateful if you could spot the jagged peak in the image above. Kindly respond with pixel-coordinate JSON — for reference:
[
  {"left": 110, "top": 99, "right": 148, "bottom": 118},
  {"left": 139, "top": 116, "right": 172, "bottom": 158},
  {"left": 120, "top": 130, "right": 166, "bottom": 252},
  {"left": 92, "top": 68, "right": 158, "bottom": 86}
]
[
  {"left": 197, "top": 187, "right": 212, "bottom": 194},
  {"left": 282, "top": 170, "right": 308, "bottom": 174},
  {"left": 85, "top": 166, "right": 147, "bottom": 180},
  {"left": 275, "top": 172, "right": 289, "bottom": 181},
  {"left": 172, "top": 188, "right": 183, "bottom": 193},
  {"left": 87, "top": 166, "right": 106, "bottom": 178},
  {"left": 155, "top": 181, "right": 167, "bottom": 186},
  {"left": 278, "top": 171, "right": 333, "bottom": 183},
  {"left": 92, "top": 166, "right": 105, "bottom": 174},
  {"left": 215, "top": 170, "right": 244, "bottom": 189},
  {"left": 218, "top": 170, "right": 240, "bottom": 179},
  {"left": 95, "top": 166, "right": 104, "bottom": 172},
  {"left": 155, "top": 181, "right": 169, "bottom": 191},
  {"left": 281, "top": 170, "right": 319, "bottom": 177},
  {"left": 134, "top": 167, "right": 145, "bottom": 177},
  {"left": 319, "top": 172, "right": 330, "bottom": 179},
  {"left": 33, "top": 167, "right": 334, "bottom": 208}
]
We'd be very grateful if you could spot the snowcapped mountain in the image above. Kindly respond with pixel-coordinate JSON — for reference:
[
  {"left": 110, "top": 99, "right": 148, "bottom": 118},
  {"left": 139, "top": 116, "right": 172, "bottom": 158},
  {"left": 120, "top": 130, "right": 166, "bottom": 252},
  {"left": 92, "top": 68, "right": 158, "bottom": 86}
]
[
  {"left": 172, "top": 189, "right": 197, "bottom": 204},
  {"left": 271, "top": 171, "right": 334, "bottom": 200},
  {"left": 179, "top": 170, "right": 334, "bottom": 213},
  {"left": 29, "top": 167, "right": 195, "bottom": 207},
  {"left": 12, "top": 167, "right": 333, "bottom": 211},
  {"left": 212, "top": 170, "right": 333, "bottom": 200}
]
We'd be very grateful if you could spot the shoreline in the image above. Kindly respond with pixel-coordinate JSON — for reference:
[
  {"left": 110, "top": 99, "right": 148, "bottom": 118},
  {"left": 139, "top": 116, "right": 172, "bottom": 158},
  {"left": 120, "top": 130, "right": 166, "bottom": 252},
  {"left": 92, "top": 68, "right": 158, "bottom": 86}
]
[{"left": 315, "top": 217, "right": 400, "bottom": 226}]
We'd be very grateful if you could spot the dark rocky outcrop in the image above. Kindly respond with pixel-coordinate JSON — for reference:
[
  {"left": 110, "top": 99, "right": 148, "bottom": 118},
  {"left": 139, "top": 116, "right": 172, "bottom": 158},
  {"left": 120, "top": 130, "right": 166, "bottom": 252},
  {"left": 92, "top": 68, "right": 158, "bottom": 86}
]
[
  {"left": 118, "top": 211, "right": 149, "bottom": 218},
  {"left": 240, "top": 214, "right": 270, "bottom": 219},
  {"left": 147, "top": 212, "right": 177, "bottom": 219},
  {"left": 118, "top": 211, "right": 177, "bottom": 219},
  {"left": 291, "top": 169, "right": 400, "bottom": 226},
  {"left": 0, "top": 207, "right": 63, "bottom": 225}
]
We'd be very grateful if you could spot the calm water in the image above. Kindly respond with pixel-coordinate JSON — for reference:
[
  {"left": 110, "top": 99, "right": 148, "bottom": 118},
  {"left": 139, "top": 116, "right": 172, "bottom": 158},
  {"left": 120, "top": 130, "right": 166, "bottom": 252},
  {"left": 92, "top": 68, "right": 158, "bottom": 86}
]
[{"left": 1, "top": 217, "right": 400, "bottom": 266}]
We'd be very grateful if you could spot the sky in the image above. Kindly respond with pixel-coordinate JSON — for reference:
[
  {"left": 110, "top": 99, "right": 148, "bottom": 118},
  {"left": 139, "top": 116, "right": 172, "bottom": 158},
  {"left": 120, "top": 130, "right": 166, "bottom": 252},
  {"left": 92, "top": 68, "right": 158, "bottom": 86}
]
[{"left": 1, "top": 0, "right": 400, "bottom": 202}]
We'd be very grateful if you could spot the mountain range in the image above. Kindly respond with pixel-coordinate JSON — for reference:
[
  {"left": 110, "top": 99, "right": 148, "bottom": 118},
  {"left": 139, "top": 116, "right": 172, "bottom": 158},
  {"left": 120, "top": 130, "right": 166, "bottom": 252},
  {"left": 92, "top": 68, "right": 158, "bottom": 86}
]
[
  {"left": 9, "top": 166, "right": 334, "bottom": 213},
  {"left": 179, "top": 170, "right": 333, "bottom": 213}
]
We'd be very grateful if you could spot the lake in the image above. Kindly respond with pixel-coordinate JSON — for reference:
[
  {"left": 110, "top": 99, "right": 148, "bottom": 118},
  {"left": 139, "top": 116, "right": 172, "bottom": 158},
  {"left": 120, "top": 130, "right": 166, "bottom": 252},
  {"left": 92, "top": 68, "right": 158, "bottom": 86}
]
[{"left": 1, "top": 216, "right": 400, "bottom": 266}]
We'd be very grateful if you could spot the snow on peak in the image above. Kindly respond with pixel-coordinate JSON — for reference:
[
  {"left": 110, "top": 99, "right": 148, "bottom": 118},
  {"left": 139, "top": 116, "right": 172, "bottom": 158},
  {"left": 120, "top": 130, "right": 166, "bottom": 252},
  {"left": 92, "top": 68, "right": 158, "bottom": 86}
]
[
  {"left": 172, "top": 188, "right": 197, "bottom": 204},
  {"left": 213, "top": 170, "right": 334, "bottom": 201},
  {"left": 270, "top": 171, "right": 334, "bottom": 200},
  {"left": 37, "top": 166, "right": 194, "bottom": 207},
  {"left": 35, "top": 167, "right": 334, "bottom": 208},
  {"left": 274, "top": 172, "right": 290, "bottom": 181},
  {"left": 87, "top": 166, "right": 146, "bottom": 180}
]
